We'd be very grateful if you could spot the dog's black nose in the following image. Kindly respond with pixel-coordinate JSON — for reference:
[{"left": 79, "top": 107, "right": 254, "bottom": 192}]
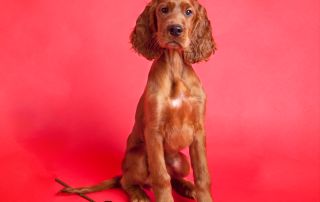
[{"left": 168, "top": 24, "right": 183, "bottom": 37}]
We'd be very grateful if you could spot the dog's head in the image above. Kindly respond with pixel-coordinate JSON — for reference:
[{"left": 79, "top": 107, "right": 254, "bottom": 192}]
[{"left": 131, "top": 0, "right": 216, "bottom": 64}]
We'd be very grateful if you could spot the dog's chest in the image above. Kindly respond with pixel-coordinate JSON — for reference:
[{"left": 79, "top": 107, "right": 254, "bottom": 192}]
[{"left": 162, "top": 80, "right": 197, "bottom": 152}]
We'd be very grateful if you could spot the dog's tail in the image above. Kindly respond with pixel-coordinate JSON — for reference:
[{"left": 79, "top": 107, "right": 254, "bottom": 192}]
[{"left": 60, "top": 176, "right": 122, "bottom": 194}]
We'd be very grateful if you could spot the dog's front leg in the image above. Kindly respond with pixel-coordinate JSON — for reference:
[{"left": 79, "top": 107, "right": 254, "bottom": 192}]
[
  {"left": 190, "top": 127, "right": 213, "bottom": 202},
  {"left": 145, "top": 127, "right": 173, "bottom": 202}
]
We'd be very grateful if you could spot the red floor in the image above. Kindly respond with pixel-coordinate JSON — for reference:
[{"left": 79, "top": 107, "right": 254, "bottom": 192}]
[{"left": 0, "top": 0, "right": 319, "bottom": 201}]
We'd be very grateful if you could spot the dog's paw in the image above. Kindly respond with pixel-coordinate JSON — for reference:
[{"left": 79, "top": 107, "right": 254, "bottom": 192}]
[
  {"left": 129, "top": 188, "right": 150, "bottom": 202},
  {"left": 131, "top": 198, "right": 150, "bottom": 202},
  {"left": 196, "top": 190, "right": 213, "bottom": 202},
  {"left": 130, "top": 194, "right": 150, "bottom": 202}
]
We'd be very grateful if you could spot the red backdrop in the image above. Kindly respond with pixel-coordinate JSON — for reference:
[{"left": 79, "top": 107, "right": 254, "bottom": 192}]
[{"left": 0, "top": 0, "right": 319, "bottom": 201}]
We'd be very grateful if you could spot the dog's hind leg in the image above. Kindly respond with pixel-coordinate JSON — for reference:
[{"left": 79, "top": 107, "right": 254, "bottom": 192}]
[
  {"left": 165, "top": 152, "right": 196, "bottom": 199},
  {"left": 171, "top": 178, "right": 196, "bottom": 199},
  {"left": 121, "top": 176, "right": 150, "bottom": 202},
  {"left": 121, "top": 143, "right": 151, "bottom": 202}
]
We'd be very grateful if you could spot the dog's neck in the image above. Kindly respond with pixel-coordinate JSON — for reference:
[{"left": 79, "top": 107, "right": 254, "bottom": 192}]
[{"left": 163, "top": 49, "right": 185, "bottom": 80}]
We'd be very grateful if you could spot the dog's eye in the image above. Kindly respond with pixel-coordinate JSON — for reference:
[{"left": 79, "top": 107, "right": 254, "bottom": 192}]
[
  {"left": 161, "top": 7, "right": 169, "bottom": 14},
  {"left": 185, "top": 9, "right": 193, "bottom": 16}
]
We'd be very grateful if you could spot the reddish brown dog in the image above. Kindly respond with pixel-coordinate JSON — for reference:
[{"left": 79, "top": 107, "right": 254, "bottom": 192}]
[{"left": 62, "top": 0, "right": 216, "bottom": 201}]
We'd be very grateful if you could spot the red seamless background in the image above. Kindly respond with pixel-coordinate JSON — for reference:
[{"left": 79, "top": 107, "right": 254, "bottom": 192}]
[{"left": 0, "top": 0, "right": 319, "bottom": 201}]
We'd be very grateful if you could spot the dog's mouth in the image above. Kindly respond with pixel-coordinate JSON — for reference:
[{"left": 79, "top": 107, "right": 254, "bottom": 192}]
[
  {"left": 165, "top": 41, "right": 183, "bottom": 50},
  {"left": 157, "top": 31, "right": 187, "bottom": 50}
]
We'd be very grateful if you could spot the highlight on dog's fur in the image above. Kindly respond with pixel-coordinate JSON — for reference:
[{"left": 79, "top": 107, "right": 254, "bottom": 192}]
[{"left": 61, "top": 0, "right": 216, "bottom": 201}]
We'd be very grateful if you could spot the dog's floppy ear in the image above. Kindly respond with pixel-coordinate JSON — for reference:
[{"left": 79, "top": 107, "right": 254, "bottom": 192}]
[
  {"left": 130, "top": 1, "right": 162, "bottom": 60},
  {"left": 184, "top": 3, "right": 217, "bottom": 64}
]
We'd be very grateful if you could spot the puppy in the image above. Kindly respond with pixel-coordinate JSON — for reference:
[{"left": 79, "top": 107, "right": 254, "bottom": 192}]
[{"left": 62, "top": 0, "right": 216, "bottom": 201}]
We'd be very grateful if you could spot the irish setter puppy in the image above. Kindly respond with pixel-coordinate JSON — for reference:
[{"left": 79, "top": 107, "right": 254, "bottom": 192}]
[{"left": 62, "top": 0, "right": 216, "bottom": 201}]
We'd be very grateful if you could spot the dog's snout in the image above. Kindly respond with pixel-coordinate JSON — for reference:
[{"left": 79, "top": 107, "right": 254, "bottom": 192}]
[{"left": 168, "top": 24, "right": 183, "bottom": 37}]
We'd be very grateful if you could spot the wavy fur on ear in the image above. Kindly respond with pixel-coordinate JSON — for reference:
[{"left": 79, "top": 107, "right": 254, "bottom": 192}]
[
  {"left": 184, "top": 3, "right": 216, "bottom": 64},
  {"left": 130, "top": 1, "right": 163, "bottom": 60}
]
